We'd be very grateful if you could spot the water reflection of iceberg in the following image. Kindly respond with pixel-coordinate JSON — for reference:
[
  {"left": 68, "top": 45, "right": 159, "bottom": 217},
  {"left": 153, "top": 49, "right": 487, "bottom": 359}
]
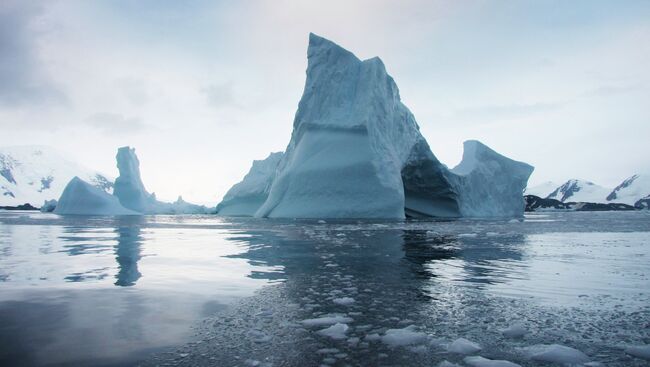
[{"left": 113, "top": 217, "right": 144, "bottom": 287}]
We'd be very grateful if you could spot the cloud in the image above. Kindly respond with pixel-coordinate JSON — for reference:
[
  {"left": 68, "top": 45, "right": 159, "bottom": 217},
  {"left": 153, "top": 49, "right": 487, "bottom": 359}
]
[
  {"left": 0, "top": 1, "right": 67, "bottom": 107},
  {"left": 201, "top": 82, "right": 236, "bottom": 109},
  {"left": 85, "top": 112, "right": 147, "bottom": 135},
  {"left": 451, "top": 102, "right": 565, "bottom": 123},
  {"left": 585, "top": 82, "right": 646, "bottom": 97}
]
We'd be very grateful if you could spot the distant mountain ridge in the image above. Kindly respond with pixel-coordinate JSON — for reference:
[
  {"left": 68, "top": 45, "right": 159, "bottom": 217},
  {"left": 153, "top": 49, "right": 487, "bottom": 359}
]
[
  {"left": 0, "top": 145, "right": 112, "bottom": 207},
  {"left": 526, "top": 175, "right": 649, "bottom": 208}
]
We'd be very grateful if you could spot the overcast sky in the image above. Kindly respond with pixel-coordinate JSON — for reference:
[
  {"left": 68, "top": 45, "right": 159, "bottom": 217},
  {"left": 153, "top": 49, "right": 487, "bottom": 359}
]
[{"left": 1, "top": 0, "right": 649, "bottom": 204}]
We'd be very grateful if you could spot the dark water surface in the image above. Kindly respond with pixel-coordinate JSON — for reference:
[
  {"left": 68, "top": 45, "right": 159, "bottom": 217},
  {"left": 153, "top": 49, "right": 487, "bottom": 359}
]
[{"left": 0, "top": 211, "right": 649, "bottom": 366}]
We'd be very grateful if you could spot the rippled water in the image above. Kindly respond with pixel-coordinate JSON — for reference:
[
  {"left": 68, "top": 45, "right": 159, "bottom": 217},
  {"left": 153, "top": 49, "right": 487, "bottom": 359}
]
[{"left": 0, "top": 211, "right": 649, "bottom": 366}]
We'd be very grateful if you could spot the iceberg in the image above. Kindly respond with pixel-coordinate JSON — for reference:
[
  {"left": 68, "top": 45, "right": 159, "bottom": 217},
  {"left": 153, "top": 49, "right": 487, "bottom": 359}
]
[
  {"left": 219, "top": 33, "right": 533, "bottom": 219},
  {"left": 113, "top": 146, "right": 158, "bottom": 213},
  {"left": 216, "top": 152, "right": 283, "bottom": 216},
  {"left": 54, "top": 177, "right": 136, "bottom": 215},
  {"left": 450, "top": 140, "right": 533, "bottom": 218},
  {"left": 113, "top": 146, "right": 210, "bottom": 214},
  {"left": 40, "top": 199, "right": 57, "bottom": 213}
]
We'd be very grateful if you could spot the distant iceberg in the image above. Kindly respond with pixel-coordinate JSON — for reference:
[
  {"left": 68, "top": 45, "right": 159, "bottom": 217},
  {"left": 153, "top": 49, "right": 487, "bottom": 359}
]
[
  {"left": 54, "top": 177, "right": 136, "bottom": 215},
  {"left": 218, "top": 34, "right": 533, "bottom": 219},
  {"left": 55, "top": 147, "right": 210, "bottom": 216}
]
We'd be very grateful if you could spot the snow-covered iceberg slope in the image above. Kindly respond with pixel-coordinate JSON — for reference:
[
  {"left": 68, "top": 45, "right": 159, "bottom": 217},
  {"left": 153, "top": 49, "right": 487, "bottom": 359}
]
[
  {"left": 216, "top": 152, "right": 283, "bottom": 216},
  {"left": 0, "top": 145, "right": 112, "bottom": 207},
  {"left": 220, "top": 33, "right": 533, "bottom": 219},
  {"left": 54, "top": 177, "right": 136, "bottom": 215}
]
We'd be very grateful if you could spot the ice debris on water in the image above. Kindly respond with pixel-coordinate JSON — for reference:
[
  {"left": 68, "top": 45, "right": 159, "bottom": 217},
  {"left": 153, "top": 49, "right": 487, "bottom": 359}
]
[
  {"left": 447, "top": 337, "right": 482, "bottom": 354},
  {"left": 317, "top": 323, "right": 349, "bottom": 340},
  {"left": 301, "top": 315, "right": 353, "bottom": 327},
  {"left": 380, "top": 325, "right": 428, "bottom": 347},
  {"left": 501, "top": 323, "right": 528, "bottom": 338},
  {"left": 524, "top": 344, "right": 590, "bottom": 365},
  {"left": 464, "top": 356, "right": 521, "bottom": 367},
  {"left": 625, "top": 345, "right": 650, "bottom": 360},
  {"left": 332, "top": 297, "right": 355, "bottom": 306}
]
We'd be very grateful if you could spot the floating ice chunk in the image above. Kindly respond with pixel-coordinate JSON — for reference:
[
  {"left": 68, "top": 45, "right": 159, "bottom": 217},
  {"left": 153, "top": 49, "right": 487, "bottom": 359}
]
[
  {"left": 464, "top": 356, "right": 521, "bottom": 367},
  {"left": 438, "top": 361, "right": 462, "bottom": 367},
  {"left": 625, "top": 345, "right": 650, "bottom": 360},
  {"left": 347, "top": 337, "right": 360, "bottom": 346},
  {"left": 54, "top": 177, "right": 137, "bottom": 215},
  {"left": 501, "top": 323, "right": 528, "bottom": 338},
  {"left": 248, "top": 329, "right": 271, "bottom": 343},
  {"left": 317, "top": 323, "right": 349, "bottom": 340},
  {"left": 447, "top": 338, "right": 482, "bottom": 354},
  {"left": 381, "top": 325, "right": 428, "bottom": 347},
  {"left": 364, "top": 333, "right": 381, "bottom": 342},
  {"left": 333, "top": 297, "right": 355, "bottom": 306},
  {"left": 458, "top": 233, "right": 478, "bottom": 238},
  {"left": 525, "top": 344, "right": 590, "bottom": 365},
  {"left": 301, "top": 315, "right": 353, "bottom": 327},
  {"left": 316, "top": 348, "right": 340, "bottom": 354}
]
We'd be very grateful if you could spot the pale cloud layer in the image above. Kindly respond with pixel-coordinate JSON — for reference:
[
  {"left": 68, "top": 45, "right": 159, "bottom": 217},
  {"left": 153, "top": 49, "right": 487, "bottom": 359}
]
[{"left": 1, "top": 0, "right": 649, "bottom": 204}]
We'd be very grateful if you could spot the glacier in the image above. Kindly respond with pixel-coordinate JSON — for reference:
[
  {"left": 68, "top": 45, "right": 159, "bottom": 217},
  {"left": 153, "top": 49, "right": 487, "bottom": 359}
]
[
  {"left": 54, "top": 177, "right": 137, "bottom": 215},
  {"left": 218, "top": 33, "right": 533, "bottom": 219}
]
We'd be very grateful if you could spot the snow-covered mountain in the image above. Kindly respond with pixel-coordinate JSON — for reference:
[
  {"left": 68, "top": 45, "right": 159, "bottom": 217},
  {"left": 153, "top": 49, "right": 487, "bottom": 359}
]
[
  {"left": 524, "top": 181, "right": 559, "bottom": 198},
  {"left": 606, "top": 174, "right": 650, "bottom": 206},
  {"left": 546, "top": 179, "right": 611, "bottom": 203},
  {"left": 0, "top": 145, "right": 112, "bottom": 207}
]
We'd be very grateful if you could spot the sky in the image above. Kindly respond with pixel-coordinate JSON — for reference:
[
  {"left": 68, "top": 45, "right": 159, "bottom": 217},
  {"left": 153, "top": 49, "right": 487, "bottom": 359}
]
[{"left": 1, "top": 0, "right": 649, "bottom": 204}]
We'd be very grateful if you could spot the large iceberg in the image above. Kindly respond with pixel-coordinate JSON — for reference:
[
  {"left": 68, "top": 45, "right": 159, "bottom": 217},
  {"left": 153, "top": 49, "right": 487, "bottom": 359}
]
[
  {"left": 219, "top": 34, "right": 532, "bottom": 219},
  {"left": 54, "top": 177, "right": 136, "bottom": 215},
  {"left": 216, "top": 152, "right": 283, "bottom": 216}
]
